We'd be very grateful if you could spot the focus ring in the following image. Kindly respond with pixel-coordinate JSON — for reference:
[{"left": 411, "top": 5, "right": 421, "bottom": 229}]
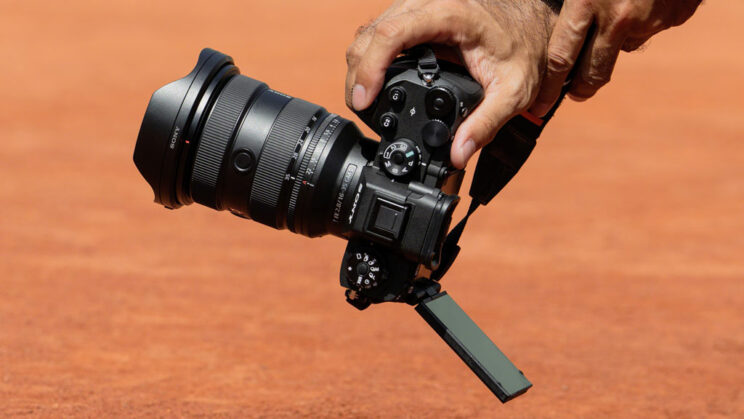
[
  {"left": 191, "top": 76, "right": 255, "bottom": 209},
  {"left": 286, "top": 118, "right": 322, "bottom": 229},
  {"left": 250, "top": 98, "right": 320, "bottom": 228}
]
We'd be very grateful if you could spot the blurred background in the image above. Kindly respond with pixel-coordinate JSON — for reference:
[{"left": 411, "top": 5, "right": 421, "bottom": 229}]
[{"left": 1, "top": 1, "right": 742, "bottom": 417}]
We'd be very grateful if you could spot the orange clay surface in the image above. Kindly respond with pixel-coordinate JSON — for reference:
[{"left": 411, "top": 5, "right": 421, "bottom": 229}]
[{"left": 1, "top": 1, "right": 743, "bottom": 417}]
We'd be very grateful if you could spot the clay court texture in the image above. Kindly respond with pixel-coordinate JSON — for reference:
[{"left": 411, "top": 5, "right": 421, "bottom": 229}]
[{"left": 1, "top": 1, "right": 743, "bottom": 417}]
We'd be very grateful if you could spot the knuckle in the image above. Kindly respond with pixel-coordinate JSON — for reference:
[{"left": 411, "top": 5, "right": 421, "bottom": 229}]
[
  {"left": 610, "top": 15, "right": 633, "bottom": 35},
  {"left": 354, "top": 23, "right": 370, "bottom": 38},
  {"left": 439, "top": 0, "right": 468, "bottom": 15},
  {"left": 546, "top": 51, "right": 574, "bottom": 74},
  {"left": 374, "top": 19, "right": 404, "bottom": 41},
  {"left": 345, "top": 43, "right": 362, "bottom": 66},
  {"left": 503, "top": 74, "right": 535, "bottom": 112},
  {"left": 614, "top": 1, "right": 636, "bottom": 20},
  {"left": 513, "top": 86, "right": 533, "bottom": 112},
  {"left": 563, "top": 12, "right": 592, "bottom": 38}
]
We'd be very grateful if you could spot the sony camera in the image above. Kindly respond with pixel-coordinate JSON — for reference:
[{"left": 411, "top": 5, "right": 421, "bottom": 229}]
[{"left": 134, "top": 47, "right": 562, "bottom": 401}]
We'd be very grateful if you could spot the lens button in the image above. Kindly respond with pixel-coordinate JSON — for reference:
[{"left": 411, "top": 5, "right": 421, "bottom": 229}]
[{"left": 233, "top": 150, "right": 255, "bottom": 173}]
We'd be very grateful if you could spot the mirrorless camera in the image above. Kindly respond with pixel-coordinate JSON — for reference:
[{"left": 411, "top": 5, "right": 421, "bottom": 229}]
[{"left": 134, "top": 47, "right": 564, "bottom": 401}]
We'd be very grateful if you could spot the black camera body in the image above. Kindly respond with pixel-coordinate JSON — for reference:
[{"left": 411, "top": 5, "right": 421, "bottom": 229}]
[
  {"left": 338, "top": 49, "right": 484, "bottom": 308},
  {"left": 133, "top": 47, "right": 566, "bottom": 402}
]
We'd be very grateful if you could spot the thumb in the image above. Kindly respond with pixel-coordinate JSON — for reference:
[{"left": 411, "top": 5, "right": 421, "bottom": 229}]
[{"left": 451, "top": 83, "right": 528, "bottom": 169}]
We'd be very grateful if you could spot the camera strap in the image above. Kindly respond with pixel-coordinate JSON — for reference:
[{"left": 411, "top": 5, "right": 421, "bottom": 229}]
[{"left": 431, "top": 82, "right": 571, "bottom": 281}]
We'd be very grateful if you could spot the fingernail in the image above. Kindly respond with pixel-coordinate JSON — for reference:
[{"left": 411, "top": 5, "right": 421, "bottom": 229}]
[
  {"left": 530, "top": 102, "right": 550, "bottom": 118},
  {"left": 459, "top": 138, "right": 476, "bottom": 165},
  {"left": 352, "top": 84, "right": 367, "bottom": 111}
]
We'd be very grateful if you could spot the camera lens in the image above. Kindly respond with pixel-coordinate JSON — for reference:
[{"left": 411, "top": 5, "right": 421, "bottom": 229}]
[{"left": 134, "top": 48, "right": 375, "bottom": 238}]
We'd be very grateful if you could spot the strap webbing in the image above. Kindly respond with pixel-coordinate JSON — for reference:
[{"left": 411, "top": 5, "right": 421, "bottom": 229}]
[{"left": 432, "top": 80, "right": 571, "bottom": 280}]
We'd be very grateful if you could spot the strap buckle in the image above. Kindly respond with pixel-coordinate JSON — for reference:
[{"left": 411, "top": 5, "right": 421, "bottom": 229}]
[{"left": 413, "top": 45, "right": 440, "bottom": 85}]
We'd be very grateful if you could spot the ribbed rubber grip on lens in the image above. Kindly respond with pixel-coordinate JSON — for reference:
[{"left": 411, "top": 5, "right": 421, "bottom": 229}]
[
  {"left": 250, "top": 98, "right": 320, "bottom": 228},
  {"left": 191, "top": 76, "right": 257, "bottom": 209}
]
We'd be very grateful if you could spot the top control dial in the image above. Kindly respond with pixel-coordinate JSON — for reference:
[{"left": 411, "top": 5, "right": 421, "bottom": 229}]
[{"left": 381, "top": 139, "right": 421, "bottom": 177}]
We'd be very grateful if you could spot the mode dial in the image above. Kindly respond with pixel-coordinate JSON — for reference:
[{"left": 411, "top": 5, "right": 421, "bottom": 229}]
[
  {"left": 381, "top": 138, "right": 421, "bottom": 177},
  {"left": 344, "top": 251, "right": 383, "bottom": 291}
]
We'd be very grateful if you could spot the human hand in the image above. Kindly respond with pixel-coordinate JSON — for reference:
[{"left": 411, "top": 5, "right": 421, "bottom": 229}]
[
  {"left": 345, "top": 0, "right": 557, "bottom": 169},
  {"left": 531, "top": 0, "right": 702, "bottom": 116}
]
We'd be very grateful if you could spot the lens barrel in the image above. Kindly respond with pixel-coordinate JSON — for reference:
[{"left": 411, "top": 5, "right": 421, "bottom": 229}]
[{"left": 134, "top": 48, "right": 373, "bottom": 238}]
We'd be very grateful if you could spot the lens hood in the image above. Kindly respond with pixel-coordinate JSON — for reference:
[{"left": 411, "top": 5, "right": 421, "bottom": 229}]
[{"left": 134, "top": 48, "right": 236, "bottom": 208}]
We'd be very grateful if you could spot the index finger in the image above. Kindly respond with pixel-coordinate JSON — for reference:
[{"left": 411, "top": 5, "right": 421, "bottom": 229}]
[{"left": 350, "top": 5, "right": 480, "bottom": 110}]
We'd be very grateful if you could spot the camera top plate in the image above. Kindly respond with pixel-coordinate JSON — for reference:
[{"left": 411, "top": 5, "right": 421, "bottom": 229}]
[{"left": 354, "top": 50, "right": 483, "bottom": 187}]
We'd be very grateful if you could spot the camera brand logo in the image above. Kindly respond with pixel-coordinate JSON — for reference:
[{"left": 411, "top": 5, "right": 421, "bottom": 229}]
[
  {"left": 348, "top": 183, "right": 364, "bottom": 225},
  {"left": 169, "top": 126, "right": 180, "bottom": 150}
]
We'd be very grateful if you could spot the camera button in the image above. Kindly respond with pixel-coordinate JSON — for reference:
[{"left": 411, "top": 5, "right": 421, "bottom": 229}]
[
  {"left": 379, "top": 112, "right": 397, "bottom": 134},
  {"left": 233, "top": 150, "right": 255, "bottom": 173},
  {"left": 388, "top": 86, "right": 406, "bottom": 108},
  {"left": 425, "top": 87, "right": 455, "bottom": 119}
]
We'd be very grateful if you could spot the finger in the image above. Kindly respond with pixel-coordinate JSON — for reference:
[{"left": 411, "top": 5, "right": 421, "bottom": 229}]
[
  {"left": 568, "top": 28, "right": 624, "bottom": 101},
  {"left": 351, "top": 6, "right": 477, "bottom": 110},
  {"left": 621, "top": 36, "right": 650, "bottom": 52},
  {"left": 345, "top": 2, "right": 406, "bottom": 109},
  {"left": 529, "top": 0, "right": 594, "bottom": 117},
  {"left": 430, "top": 44, "right": 464, "bottom": 65},
  {"left": 451, "top": 78, "right": 532, "bottom": 169},
  {"left": 345, "top": 24, "right": 376, "bottom": 109}
]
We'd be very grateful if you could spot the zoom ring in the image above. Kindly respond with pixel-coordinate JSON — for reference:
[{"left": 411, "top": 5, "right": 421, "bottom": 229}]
[
  {"left": 191, "top": 76, "right": 256, "bottom": 209},
  {"left": 250, "top": 98, "right": 320, "bottom": 228}
]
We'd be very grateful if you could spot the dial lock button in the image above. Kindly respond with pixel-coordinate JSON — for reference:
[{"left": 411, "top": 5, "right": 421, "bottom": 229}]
[{"left": 382, "top": 138, "right": 420, "bottom": 177}]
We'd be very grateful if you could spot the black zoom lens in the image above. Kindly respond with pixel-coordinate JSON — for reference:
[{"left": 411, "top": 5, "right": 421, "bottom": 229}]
[{"left": 134, "top": 48, "right": 376, "bottom": 238}]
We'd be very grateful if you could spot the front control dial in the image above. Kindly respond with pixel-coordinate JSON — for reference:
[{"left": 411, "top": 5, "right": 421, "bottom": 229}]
[
  {"left": 381, "top": 138, "right": 421, "bottom": 177},
  {"left": 345, "top": 251, "right": 383, "bottom": 291}
]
